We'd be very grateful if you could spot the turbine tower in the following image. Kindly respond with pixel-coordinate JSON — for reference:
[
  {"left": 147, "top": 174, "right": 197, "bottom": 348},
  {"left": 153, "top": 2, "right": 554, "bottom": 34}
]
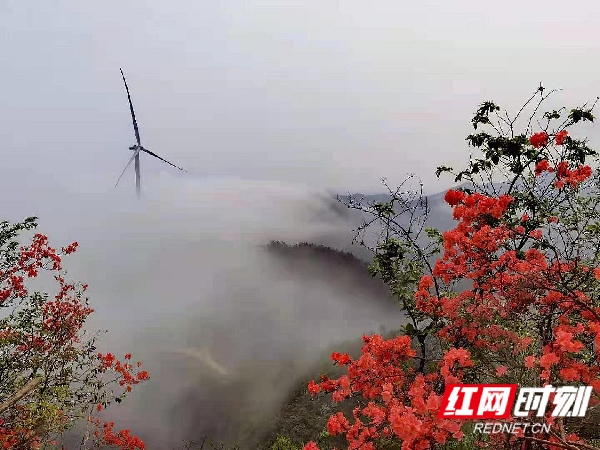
[{"left": 116, "top": 69, "right": 186, "bottom": 197}]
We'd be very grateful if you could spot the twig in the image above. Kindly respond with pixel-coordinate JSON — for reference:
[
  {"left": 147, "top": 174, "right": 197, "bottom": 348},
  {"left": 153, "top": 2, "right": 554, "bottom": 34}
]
[{"left": 524, "top": 435, "right": 596, "bottom": 450}]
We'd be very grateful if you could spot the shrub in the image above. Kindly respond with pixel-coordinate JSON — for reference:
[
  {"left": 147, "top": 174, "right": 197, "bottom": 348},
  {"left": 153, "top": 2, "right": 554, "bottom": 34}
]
[
  {"left": 0, "top": 218, "right": 148, "bottom": 448},
  {"left": 307, "top": 87, "right": 600, "bottom": 449}
]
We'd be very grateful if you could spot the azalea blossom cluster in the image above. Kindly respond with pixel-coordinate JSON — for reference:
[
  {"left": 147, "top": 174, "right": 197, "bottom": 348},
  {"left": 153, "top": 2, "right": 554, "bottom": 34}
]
[
  {"left": 98, "top": 352, "right": 149, "bottom": 393},
  {"left": 528, "top": 131, "right": 591, "bottom": 189},
  {"left": 0, "top": 233, "right": 65, "bottom": 302},
  {"left": 88, "top": 418, "right": 146, "bottom": 450},
  {"left": 529, "top": 130, "right": 568, "bottom": 149},
  {"left": 421, "top": 189, "right": 600, "bottom": 386},
  {"left": 307, "top": 335, "right": 468, "bottom": 449},
  {"left": 305, "top": 152, "right": 600, "bottom": 449},
  {"left": 100, "top": 425, "right": 146, "bottom": 449},
  {"left": 0, "top": 420, "right": 42, "bottom": 449},
  {"left": 534, "top": 159, "right": 592, "bottom": 189}
]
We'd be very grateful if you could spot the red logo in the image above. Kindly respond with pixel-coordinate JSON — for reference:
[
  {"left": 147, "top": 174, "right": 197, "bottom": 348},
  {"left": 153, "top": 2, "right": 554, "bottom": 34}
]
[{"left": 439, "top": 384, "right": 518, "bottom": 419}]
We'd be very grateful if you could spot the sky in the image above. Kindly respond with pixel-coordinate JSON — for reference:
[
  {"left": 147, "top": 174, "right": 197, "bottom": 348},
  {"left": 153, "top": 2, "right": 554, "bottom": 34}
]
[{"left": 2, "top": 0, "right": 600, "bottom": 195}]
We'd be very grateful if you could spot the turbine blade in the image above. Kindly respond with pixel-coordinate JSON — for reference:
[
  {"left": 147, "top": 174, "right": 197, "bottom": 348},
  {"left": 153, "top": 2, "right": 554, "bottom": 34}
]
[
  {"left": 141, "top": 147, "right": 186, "bottom": 172},
  {"left": 115, "top": 148, "right": 141, "bottom": 187},
  {"left": 120, "top": 68, "right": 141, "bottom": 146}
]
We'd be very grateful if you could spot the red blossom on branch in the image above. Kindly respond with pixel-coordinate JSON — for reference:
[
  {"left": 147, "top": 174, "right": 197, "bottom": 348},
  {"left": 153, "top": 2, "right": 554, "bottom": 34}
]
[
  {"left": 555, "top": 130, "right": 568, "bottom": 145},
  {"left": 529, "top": 132, "right": 549, "bottom": 148}
]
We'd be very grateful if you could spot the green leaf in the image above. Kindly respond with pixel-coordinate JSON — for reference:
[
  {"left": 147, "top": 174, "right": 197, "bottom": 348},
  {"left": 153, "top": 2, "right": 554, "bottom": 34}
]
[{"left": 436, "top": 165, "right": 453, "bottom": 178}]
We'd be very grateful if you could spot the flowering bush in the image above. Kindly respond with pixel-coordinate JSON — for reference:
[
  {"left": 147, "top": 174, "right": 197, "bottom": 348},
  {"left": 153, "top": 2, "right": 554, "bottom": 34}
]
[
  {"left": 315, "top": 87, "right": 600, "bottom": 449},
  {"left": 0, "top": 218, "right": 148, "bottom": 449}
]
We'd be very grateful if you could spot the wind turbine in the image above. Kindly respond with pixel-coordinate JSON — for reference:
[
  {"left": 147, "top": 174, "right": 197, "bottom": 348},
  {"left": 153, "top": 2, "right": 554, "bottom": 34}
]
[{"left": 115, "top": 68, "right": 186, "bottom": 197}]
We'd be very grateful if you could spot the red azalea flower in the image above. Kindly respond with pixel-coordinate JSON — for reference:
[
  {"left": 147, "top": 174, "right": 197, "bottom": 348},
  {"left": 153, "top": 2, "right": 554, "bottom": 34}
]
[
  {"left": 529, "top": 132, "right": 549, "bottom": 148},
  {"left": 555, "top": 130, "right": 568, "bottom": 145}
]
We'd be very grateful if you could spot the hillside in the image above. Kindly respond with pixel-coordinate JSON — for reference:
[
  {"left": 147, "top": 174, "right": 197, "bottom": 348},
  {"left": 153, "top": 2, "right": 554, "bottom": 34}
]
[{"left": 255, "top": 242, "right": 403, "bottom": 449}]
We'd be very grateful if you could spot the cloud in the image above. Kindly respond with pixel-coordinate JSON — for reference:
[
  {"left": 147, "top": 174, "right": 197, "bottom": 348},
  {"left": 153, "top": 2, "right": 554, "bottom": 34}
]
[{"left": 7, "top": 174, "right": 403, "bottom": 447}]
